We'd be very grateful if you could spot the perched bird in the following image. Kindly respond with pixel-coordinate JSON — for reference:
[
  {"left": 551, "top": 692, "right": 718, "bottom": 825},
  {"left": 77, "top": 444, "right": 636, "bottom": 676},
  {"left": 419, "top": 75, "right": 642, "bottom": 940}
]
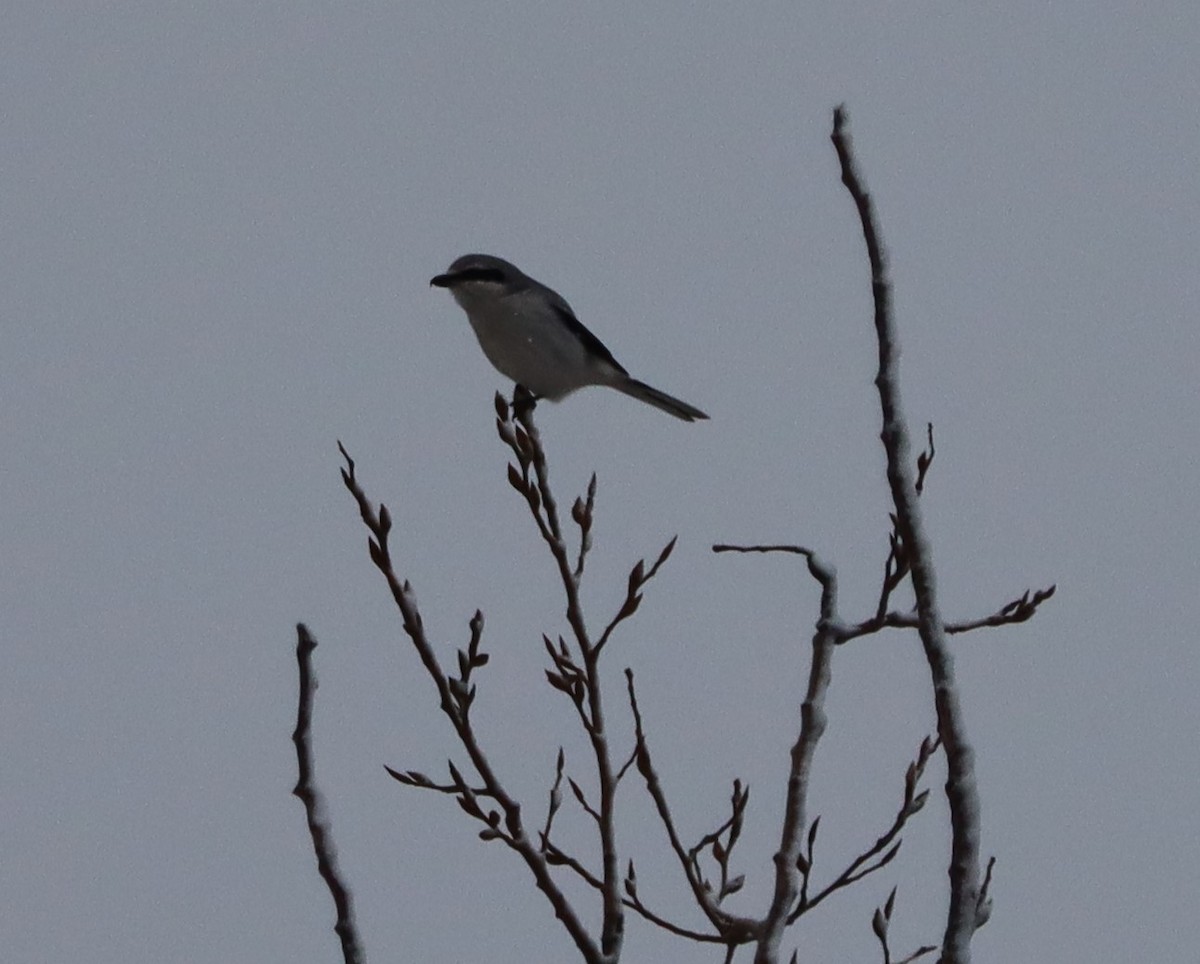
[{"left": 430, "top": 254, "right": 708, "bottom": 422}]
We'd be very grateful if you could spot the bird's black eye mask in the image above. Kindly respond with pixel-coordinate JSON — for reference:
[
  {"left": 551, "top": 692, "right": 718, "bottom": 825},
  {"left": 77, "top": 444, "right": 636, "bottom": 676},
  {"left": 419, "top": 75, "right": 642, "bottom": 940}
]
[{"left": 444, "top": 268, "right": 506, "bottom": 286}]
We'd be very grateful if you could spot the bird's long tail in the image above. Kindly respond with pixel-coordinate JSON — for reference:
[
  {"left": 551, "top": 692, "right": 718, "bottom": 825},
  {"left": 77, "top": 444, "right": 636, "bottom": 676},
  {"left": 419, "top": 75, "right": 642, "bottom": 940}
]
[{"left": 613, "top": 378, "right": 709, "bottom": 422}]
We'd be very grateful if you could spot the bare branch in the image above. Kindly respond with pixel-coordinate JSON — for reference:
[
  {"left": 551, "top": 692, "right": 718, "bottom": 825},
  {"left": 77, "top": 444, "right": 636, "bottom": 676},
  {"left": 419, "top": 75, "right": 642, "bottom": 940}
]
[
  {"left": 614, "top": 744, "right": 639, "bottom": 785},
  {"left": 915, "top": 423, "right": 936, "bottom": 495},
  {"left": 871, "top": 888, "right": 894, "bottom": 964},
  {"left": 712, "top": 543, "right": 809, "bottom": 556},
  {"left": 832, "top": 105, "right": 981, "bottom": 963},
  {"left": 339, "top": 442, "right": 607, "bottom": 964},
  {"left": 625, "top": 670, "right": 758, "bottom": 943},
  {"left": 497, "top": 399, "right": 625, "bottom": 959},
  {"left": 338, "top": 441, "right": 456, "bottom": 719},
  {"left": 383, "top": 766, "right": 493, "bottom": 798},
  {"left": 712, "top": 543, "right": 849, "bottom": 960},
  {"left": 546, "top": 846, "right": 727, "bottom": 943},
  {"left": 948, "top": 586, "right": 1056, "bottom": 633},
  {"left": 871, "top": 421, "right": 944, "bottom": 624},
  {"left": 839, "top": 583, "right": 1056, "bottom": 643},
  {"left": 874, "top": 518, "right": 911, "bottom": 622},
  {"left": 625, "top": 670, "right": 716, "bottom": 915},
  {"left": 975, "top": 856, "right": 997, "bottom": 930},
  {"left": 707, "top": 547, "right": 838, "bottom": 963},
  {"left": 594, "top": 536, "right": 677, "bottom": 657},
  {"left": 791, "top": 736, "right": 939, "bottom": 921},
  {"left": 541, "top": 748, "right": 566, "bottom": 845},
  {"left": 686, "top": 780, "right": 750, "bottom": 906},
  {"left": 573, "top": 473, "right": 598, "bottom": 580},
  {"left": 292, "top": 624, "right": 365, "bottom": 964},
  {"left": 569, "top": 777, "right": 603, "bottom": 824},
  {"left": 623, "top": 861, "right": 729, "bottom": 943},
  {"left": 871, "top": 884, "right": 938, "bottom": 964}
]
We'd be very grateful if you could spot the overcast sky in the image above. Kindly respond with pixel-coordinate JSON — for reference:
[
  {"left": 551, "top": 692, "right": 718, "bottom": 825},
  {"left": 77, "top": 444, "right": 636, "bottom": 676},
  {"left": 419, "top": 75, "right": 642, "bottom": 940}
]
[{"left": 3, "top": 3, "right": 1197, "bottom": 962}]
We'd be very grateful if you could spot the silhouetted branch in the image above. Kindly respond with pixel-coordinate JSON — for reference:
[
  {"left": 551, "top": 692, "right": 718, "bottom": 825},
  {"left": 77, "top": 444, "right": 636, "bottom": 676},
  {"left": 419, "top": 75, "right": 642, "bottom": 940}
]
[
  {"left": 626, "top": 670, "right": 759, "bottom": 944},
  {"left": 339, "top": 441, "right": 607, "bottom": 964},
  {"left": 498, "top": 394, "right": 625, "bottom": 957},
  {"left": 839, "top": 585, "right": 1057, "bottom": 644},
  {"left": 712, "top": 544, "right": 809, "bottom": 556},
  {"left": 974, "top": 856, "right": 996, "bottom": 930},
  {"left": 687, "top": 779, "right": 750, "bottom": 906},
  {"left": 946, "top": 587, "right": 1056, "bottom": 633},
  {"left": 874, "top": 515, "right": 911, "bottom": 621},
  {"left": 614, "top": 744, "right": 639, "bottom": 785},
  {"left": 915, "top": 424, "right": 936, "bottom": 495},
  {"left": 791, "top": 737, "right": 939, "bottom": 922},
  {"left": 382, "top": 766, "right": 493, "bottom": 798},
  {"left": 872, "top": 886, "right": 938, "bottom": 964},
  {"left": 292, "top": 624, "right": 365, "bottom": 964},
  {"left": 573, "top": 473, "right": 598, "bottom": 580},
  {"left": 542, "top": 842, "right": 726, "bottom": 942},
  {"left": 832, "top": 104, "right": 981, "bottom": 963},
  {"left": 497, "top": 395, "right": 695, "bottom": 957},
  {"left": 595, "top": 537, "right": 677, "bottom": 658},
  {"left": 542, "top": 747, "right": 567, "bottom": 843},
  {"left": 623, "top": 860, "right": 730, "bottom": 942},
  {"left": 625, "top": 669, "right": 719, "bottom": 919}
]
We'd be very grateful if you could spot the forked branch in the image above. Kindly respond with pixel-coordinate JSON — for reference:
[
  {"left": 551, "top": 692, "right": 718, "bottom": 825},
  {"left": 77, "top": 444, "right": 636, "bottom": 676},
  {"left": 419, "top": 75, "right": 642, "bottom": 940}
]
[{"left": 338, "top": 440, "right": 608, "bottom": 963}]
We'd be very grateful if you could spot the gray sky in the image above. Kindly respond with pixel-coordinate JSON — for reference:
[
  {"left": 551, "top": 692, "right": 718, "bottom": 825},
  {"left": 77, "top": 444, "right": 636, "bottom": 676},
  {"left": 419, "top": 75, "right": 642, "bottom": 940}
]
[{"left": 3, "top": 2, "right": 1197, "bottom": 962}]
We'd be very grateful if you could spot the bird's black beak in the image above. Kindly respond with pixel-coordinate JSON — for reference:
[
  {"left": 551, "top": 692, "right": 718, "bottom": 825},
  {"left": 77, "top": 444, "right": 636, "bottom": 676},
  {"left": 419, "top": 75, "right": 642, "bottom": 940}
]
[{"left": 429, "top": 273, "right": 455, "bottom": 288}]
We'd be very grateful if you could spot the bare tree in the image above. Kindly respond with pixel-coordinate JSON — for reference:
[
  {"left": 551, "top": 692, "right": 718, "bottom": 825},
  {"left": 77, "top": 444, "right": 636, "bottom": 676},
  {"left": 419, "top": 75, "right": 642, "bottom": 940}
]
[{"left": 292, "top": 107, "right": 1054, "bottom": 964}]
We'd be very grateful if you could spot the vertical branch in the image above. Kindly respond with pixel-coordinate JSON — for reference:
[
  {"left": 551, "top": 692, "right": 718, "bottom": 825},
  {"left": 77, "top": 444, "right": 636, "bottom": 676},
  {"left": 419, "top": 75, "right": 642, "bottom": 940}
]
[
  {"left": 292, "top": 624, "right": 365, "bottom": 964},
  {"left": 751, "top": 550, "right": 840, "bottom": 964},
  {"left": 582, "top": 637, "right": 623, "bottom": 958},
  {"left": 830, "top": 106, "right": 982, "bottom": 963},
  {"left": 506, "top": 398, "right": 625, "bottom": 960}
]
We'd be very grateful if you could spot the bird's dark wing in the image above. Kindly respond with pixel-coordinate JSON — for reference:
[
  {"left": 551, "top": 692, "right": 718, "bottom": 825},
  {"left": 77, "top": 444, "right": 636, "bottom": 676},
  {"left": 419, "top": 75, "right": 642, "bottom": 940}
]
[{"left": 547, "top": 295, "right": 628, "bottom": 376}]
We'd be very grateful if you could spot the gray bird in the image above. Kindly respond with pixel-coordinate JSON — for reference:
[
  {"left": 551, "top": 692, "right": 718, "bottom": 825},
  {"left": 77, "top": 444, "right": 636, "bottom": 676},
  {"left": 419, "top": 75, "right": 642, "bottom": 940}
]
[{"left": 430, "top": 254, "right": 708, "bottom": 422}]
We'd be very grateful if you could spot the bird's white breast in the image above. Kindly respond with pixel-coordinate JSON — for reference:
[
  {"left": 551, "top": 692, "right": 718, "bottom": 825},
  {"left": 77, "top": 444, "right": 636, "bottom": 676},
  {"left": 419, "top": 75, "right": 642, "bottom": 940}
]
[{"left": 455, "top": 290, "right": 609, "bottom": 399}]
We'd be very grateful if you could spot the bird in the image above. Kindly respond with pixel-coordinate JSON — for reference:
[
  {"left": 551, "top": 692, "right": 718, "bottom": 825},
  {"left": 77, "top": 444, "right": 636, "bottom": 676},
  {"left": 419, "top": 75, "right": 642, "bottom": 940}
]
[{"left": 430, "top": 254, "right": 708, "bottom": 422}]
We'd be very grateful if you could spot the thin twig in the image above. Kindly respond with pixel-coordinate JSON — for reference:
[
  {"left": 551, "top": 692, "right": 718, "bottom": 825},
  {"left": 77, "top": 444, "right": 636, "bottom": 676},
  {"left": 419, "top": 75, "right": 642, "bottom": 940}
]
[
  {"left": 594, "top": 537, "right": 677, "bottom": 657},
  {"left": 874, "top": 518, "right": 910, "bottom": 621},
  {"left": 974, "top": 855, "right": 996, "bottom": 929},
  {"left": 573, "top": 473, "right": 598, "bottom": 580},
  {"left": 870, "top": 884, "right": 938, "bottom": 964},
  {"left": 614, "top": 744, "right": 639, "bottom": 785},
  {"left": 541, "top": 748, "right": 567, "bottom": 844},
  {"left": 545, "top": 845, "right": 727, "bottom": 942},
  {"left": 915, "top": 423, "right": 936, "bottom": 495},
  {"left": 687, "top": 779, "right": 750, "bottom": 907},
  {"left": 791, "top": 736, "right": 939, "bottom": 922},
  {"left": 838, "top": 585, "right": 1057, "bottom": 643},
  {"left": 292, "top": 624, "right": 365, "bottom": 964},
  {"left": 712, "top": 544, "right": 809, "bottom": 556},
  {"left": 382, "top": 767, "right": 494, "bottom": 797},
  {"left": 625, "top": 670, "right": 758, "bottom": 943}
]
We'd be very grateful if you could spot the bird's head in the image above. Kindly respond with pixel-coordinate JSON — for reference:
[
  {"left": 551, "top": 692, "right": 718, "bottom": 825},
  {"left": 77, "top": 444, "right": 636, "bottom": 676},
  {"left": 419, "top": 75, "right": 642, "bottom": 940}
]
[{"left": 430, "top": 254, "right": 530, "bottom": 309}]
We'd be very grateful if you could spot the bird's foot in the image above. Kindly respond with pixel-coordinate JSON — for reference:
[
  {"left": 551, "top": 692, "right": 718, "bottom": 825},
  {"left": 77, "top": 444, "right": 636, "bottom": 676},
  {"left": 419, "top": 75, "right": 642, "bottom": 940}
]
[{"left": 512, "top": 384, "right": 540, "bottom": 419}]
